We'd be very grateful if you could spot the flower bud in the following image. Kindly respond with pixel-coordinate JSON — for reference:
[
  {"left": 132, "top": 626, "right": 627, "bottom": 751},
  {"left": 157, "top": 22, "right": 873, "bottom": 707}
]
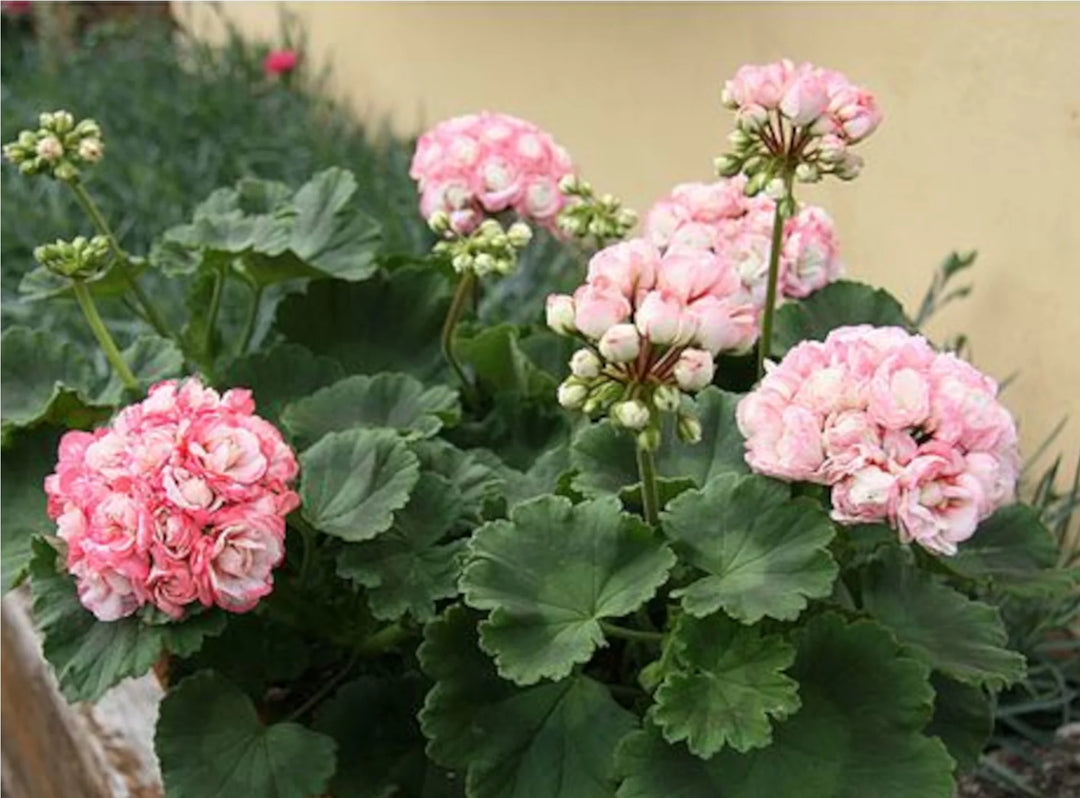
[
  {"left": 795, "top": 162, "right": 820, "bottom": 183},
  {"left": 714, "top": 154, "right": 743, "bottom": 178},
  {"left": 77, "top": 138, "right": 103, "bottom": 163},
  {"left": 598, "top": 323, "right": 641, "bottom": 363},
  {"left": 558, "top": 174, "right": 580, "bottom": 194},
  {"left": 557, "top": 379, "right": 588, "bottom": 410},
  {"left": 616, "top": 208, "right": 638, "bottom": 230},
  {"left": 817, "top": 135, "right": 846, "bottom": 165},
  {"left": 836, "top": 152, "right": 864, "bottom": 181},
  {"left": 653, "top": 384, "right": 681, "bottom": 413},
  {"left": 570, "top": 348, "right": 601, "bottom": 379},
  {"left": 546, "top": 294, "right": 577, "bottom": 335},
  {"left": 428, "top": 210, "right": 452, "bottom": 234},
  {"left": 54, "top": 162, "right": 78, "bottom": 182},
  {"left": 473, "top": 253, "right": 496, "bottom": 274},
  {"left": 583, "top": 380, "right": 624, "bottom": 416},
  {"left": 764, "top": 177, "right": 787, "bottom": 200},
  {"left": 636, "top": 291, "right": 696, "bottom": 346},
  {"left": 613, "top": 399, "right": 651, "bottom": 431},
  {"left": 677, "top": 413, "right": 703, "bottom": 445},
  {"left": 735, "top": 104, "right": 769, "bottom": 132},
  {"left": 506, "top": 221, "right": 533, "bottom": 248},
  {"left": 727, "top": 129, "right": 752, "bottom": 148},
  {"left": 452, "top": 253, "right": 472, "bottom": 273},
  {"left": 36, "top": 135, "right": 63, "bottom": 163},
  {"left": 637, "top": 427, "right": 662, "bottom": 453},
  {"left": 743, "top": 171, "right": 768, "bottom": 197},
  {"left": 673, "top": 348, "right": 715, "bottom": 392}
]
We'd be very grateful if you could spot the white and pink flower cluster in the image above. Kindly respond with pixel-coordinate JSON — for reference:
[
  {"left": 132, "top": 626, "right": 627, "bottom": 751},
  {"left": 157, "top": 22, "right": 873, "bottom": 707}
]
[
  {"left": 410, "top": 111, "right": 575, "bottom": 235},
  {"left": 644, "top": 177, "right": 843, "bottom": 303},
  {"left": 737, "top": 326, "right": 1019, "bottom": 555},
  {"left": 45, "top": 378, "right": 299, "bottom": 622}
]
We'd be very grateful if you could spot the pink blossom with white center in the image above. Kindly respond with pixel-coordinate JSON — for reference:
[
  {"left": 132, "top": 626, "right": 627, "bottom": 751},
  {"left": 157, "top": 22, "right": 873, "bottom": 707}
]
[
  {"left": 737, "top": 325, "right": 1019, "bottom": 555},
  {"left": 44, "top": 377, "right": 299, "bottom": 621},
  {"left": 410, "top": 111, "right": 575, "bottom": 232}
]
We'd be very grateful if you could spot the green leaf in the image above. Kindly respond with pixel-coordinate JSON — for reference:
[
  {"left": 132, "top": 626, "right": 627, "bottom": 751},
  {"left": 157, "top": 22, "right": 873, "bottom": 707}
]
[
  {"left": 456, "top": 323, "right": 558, "bottom": 397},
  {"left": 299, "top": 428, "right": 421, "bottom": 541},
  {"left": 661, "top": 473, "right": 837, "bottom": 623},
  {"left": 652, "top": 613, "right": 800, "bottom": 757},
  {"left": 97, "top": 335, "right": 185, "bottom": 405},
  {"left": 1, "top": 426, "right": 61, "bottom": 591},
  {"left": 0, "top": 326, "right": 110, "bottom": 432},
  {"left": 219, "top": 341, "right": 345, "bottom": 424},
  {"left": 19, "top": 256, "right": 147, "bottom": 302},
  {"left": 571, "top": 388, "right": 748, "bottom": 501},
  {"left": 156, "top": 671, "right": 337, "bottom": 798},
  {"left": 462, "top": 495, "right": 675, "bottom": 685},
  {"left": 313, "top": 673, "right": 460, "bottom": 798},
  {"left": 337, "top": 473, "right": 467, "bottom": 622},
  {"left": 409, "top": 438, "right": 506, "bottom": 521},
  {"left": 949, "top": 503, "right": 1075, "bottom": 596},
  {"left": 282, "top": 372, "right": 459, "bottom": 448},
  {"left": 859, "top": 548, "right": 1026, "bottom": 689},
  {"left": 28, "top": 540, "right": 226, "bottom": 702},
  {"left": 770, "top": 280, "right": 911, "bottom": 356},
  {"left": 276, "top": 266, "right": 451, "bottom": 380},
  {"left": 420, "top": 605, "right": 636, "bottom": 798},
  {"left": 616, "top": 614, "right": 955, "bottom": 798},
  {"left": 926, "top": 675, "right": 991, "bottom": 774}
]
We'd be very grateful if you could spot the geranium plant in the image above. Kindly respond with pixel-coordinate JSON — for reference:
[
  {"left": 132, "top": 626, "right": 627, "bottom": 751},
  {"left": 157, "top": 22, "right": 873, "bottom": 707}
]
[{"left": 1, "top": 60, "right": 1073, "bottom": 798}]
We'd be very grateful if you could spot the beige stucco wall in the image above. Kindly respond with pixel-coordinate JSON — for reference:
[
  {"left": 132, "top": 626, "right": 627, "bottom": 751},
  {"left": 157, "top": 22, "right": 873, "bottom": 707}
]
[{"left": 180, "top": 1, "right": 1080, "bottom": 468}]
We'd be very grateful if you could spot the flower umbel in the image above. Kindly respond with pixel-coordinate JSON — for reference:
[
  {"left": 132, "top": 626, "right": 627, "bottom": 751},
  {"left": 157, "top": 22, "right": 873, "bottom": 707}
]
[
  {"left": 34, "top": 235, "right": 111, "bottom": 280},
  {"left": 430, "top": 215, "right": 533, "bottom": 277},
  {"left": 3, "top": 110, "right": 105, "bottom": 182},
  {"left": 44, "top": 378, "right": 300, "bottom": 621},
  {"left": 556, "top": 174, "right": 638, "bottom": 248}
]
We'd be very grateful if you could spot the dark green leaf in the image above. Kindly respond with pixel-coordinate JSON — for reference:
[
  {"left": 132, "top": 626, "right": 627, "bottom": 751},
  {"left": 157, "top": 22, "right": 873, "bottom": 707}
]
[
  {"left": 29, "top": 540, "right": 226, "bottom": 702},
  {"left": 219, "top": 341, "right": 345, "bottom": 424},
  {"left": 420, "top": 605, "right": 636, "bottom": 798},
  {"left": 462, "top": 495, "right": 675, "bottom": 684},
  {"left": 299, "top": 428, "right": 421, "bottom": 541},
  {"left": 661, "top": 473, "right": 837, "bottom": 622},
  {"left": 282, "top": 372, "right": 459, "bottom": 448},
  {"left": 478, "top": 228, "right": 585, "bottom": 325},
  {"left": 616, "top": 614, "right": 955, "bottom": 798},
  {"left": 456, "top": 323, "right": 557, "bottom": 397},
  {"left": 770, "top": 280, "right": 911, "bottom": 356},
  {"left": 97, "top": 335, "right": 185, "bottom": 405},
  {"left": 1, "top": 426, "right": 61, "bottom": 590},
  {"left": 156, "top": 671, "right": 337, "bottom": 798},
  {"left": 409, "top": 438, "right": 506, "bottom": 521},
  {"left": 859, "top": 548, "right": 1026, "bottom": 689},
  {"left": 652, "top": 613, "right": 799, "bottom": 757},
  {"left": 926, "top": 675, "right": 991, "bottom": 774}
]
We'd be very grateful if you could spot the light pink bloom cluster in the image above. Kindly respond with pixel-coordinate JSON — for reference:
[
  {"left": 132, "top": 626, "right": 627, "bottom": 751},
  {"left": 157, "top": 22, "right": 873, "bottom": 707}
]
[
  {"left": 737, "top": 326, "right": 1019, "bottom": 555},
  {"left": 45, "top": 379, "right": 299, "bottom": 622},
  {"left": 644, "top": 178, "right": 843, "bottom": 314},
  {"left": 410, "top": 111, "right": 575, "bottom": 235}
]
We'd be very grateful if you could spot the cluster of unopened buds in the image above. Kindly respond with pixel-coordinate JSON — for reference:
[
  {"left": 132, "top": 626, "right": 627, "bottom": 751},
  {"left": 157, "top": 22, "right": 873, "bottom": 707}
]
[
  {"left": 644, "top": 176, "right": 843, "bottom": 303},
  {"left": 556, "top": 174, "right": 639, "bottom": 247},
  {"left": 430, "top": 214, "right": 533, "bottom": 277},
  {"left": 3, "top": 110, "right": 105, "bottom": 181},
  {"left": 713, "top": 60, "right": 882, "bottom": 194},
  {"left": 547, "top": 239, "right": 761, "bottom": 450},
  {"left": 737, "top": 326, "right": 1019, "bottom": 555},
  {"left": 45, "top": 378, "right": 300, "bottom": 621},
  {"left": 410, "top": 111, "right": 575, "bottom": 236},
  {"left": 34, "top": 235, "right": 111, "bottom": 280}
]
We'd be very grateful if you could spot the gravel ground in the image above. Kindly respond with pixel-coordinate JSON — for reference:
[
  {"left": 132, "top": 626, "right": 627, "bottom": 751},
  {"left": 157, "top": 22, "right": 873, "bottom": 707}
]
[{"left": 958, "top": 725, "right": 1080, "bottom": 797}]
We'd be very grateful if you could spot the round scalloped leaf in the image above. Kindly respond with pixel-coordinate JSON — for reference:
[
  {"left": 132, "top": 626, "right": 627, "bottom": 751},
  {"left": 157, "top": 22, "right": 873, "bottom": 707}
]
[
  {"left": 770, "top": 280, "right": 911, "bottom": 356},
  {"left": 2, "top": 426, "right": 62, "bottom": 591},
  {"left": 96, "top": 335, "right": 184, "bottom": 405},
  {"left": 219, "top": 342, "right": 345, "bottom": 424},
  {"left": 156, "top": 671, "right": 337, "bottom": 798},
  {"left": 652, "top": 613, "right": 799, "bottom": 758},
  {"left": 859, "top": 548, "right": 1026, "bottom": 690},
  {"left": 462, "top": 495, "right": 676, "bottom": 685},
  {"left": 926, "top": 675, "right": 992, "bottom": 775},
  {"left": 28, "top": 540, "right": 225, "bottom": 702},
  {"left": 337, "top": 473, "right": 467, "bottom": 622},
  {"left": 419, "top": 605, "right": 635, "bottom": 798},
  {"left": 660, "top": 473, "right": 837, "bottom": 623},
  {"left": 299, "top": 428, "right": 420, "bottom": 541},
  {"left": 617, "top": 614, "right": 955, "bottom": 798},
  {"left": 282, "top": 372, "right": 460, "bottom": 447}
]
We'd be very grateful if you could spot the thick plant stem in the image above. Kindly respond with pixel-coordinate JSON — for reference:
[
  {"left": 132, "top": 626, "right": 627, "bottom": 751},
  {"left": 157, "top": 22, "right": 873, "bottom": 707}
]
[
  {"left": 601, "top": 621, "right": 663, "bottom": 644},
  {"left": 72, "top": 280, "right": 138, "bottom": 390},
  {"left": 285, "top": 651, "right": 359, "bottom": 722},
  {"left": 441, "top": 270, "right": 478, "bottom": 406},
  {"left": 636, "top": 444, "right": 661, "bottom": 527},
  {"left": 69, "top": 180, "right": 172, "bottom": 339},
  {"left": 238, "top": 284, "right": 263, "bottom": 356},
  {"left": 356, "top": 622, "right": 410, "bottom": 656},
  {"left": 756, "top": 186, "right": 789, "bottom": 379},
  {"left": 203, "top": 264, "right": 225, "bottom": 359}
]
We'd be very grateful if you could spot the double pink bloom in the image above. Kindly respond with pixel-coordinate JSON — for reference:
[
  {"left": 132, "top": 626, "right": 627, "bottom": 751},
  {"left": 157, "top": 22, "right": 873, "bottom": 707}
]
[
  {"left": 410, "top": 111, "right": 575, "bottom": 235},
  {"left": 644, "top": 178, "right": 844, "bottom": 318},
  {"left": 737, "top": 326, "right": 1019, "bottom": 555},
  {"left": 45, "top": 378, "right": 299, "bottom": 621}
]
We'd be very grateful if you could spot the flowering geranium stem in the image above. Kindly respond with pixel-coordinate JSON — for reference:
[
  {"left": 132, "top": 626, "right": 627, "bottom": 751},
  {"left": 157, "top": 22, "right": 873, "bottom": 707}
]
[
  {"left": 203, "top": 263, "right": 226, "bottom": 359},
  {"left": 285, "top": 650, "right": 360, "bottom": 722},
  {"left": 69, "top": 180, "right": 173, "bottom": 340},
  {"left": 755, "top": 177, "right": 793, "bottom": 379},
  {"left": 238, "top": 284, "right": 263, "bottom": 356},
  {"left": 72, "top": 279, "right": 138, "bottom": 390},
  {"left": 636, "top": 443, "right": 661, "bottom": 527},
  {"left": 441, "top": 270, "right": 479, "bottom": 406},
  {"left": 600, "top": 621, "right": 663, "bottom": 644}
]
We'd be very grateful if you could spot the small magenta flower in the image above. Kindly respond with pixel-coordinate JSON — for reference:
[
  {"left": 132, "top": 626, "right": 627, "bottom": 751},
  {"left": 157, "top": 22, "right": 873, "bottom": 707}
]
[{"left": 264, "top": 49, "right": 299, "bottom": 77}]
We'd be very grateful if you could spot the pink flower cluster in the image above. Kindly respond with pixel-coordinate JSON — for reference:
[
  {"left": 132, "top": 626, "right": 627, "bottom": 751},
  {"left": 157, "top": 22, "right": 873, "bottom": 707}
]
[
  {"left": 264, "top": 49, "right": 299, "bottom": 77},
  {"left": 45, "top": 379, "right": 299, "bottom": 622},
  {"left": 723, "top": 59, "right": 882, "bottom": 145},
  {"left": 644, "top": 178, "right": 843, "bottom": 308},
  {"left": 737, "top": 326, "right": 1019, "bottom": 555},
  {"left": 410, "top": 111, "right": 574, "bottom": 235},
  {"left": 548, "top": 238, "right": 758, "bottom": 380}
]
